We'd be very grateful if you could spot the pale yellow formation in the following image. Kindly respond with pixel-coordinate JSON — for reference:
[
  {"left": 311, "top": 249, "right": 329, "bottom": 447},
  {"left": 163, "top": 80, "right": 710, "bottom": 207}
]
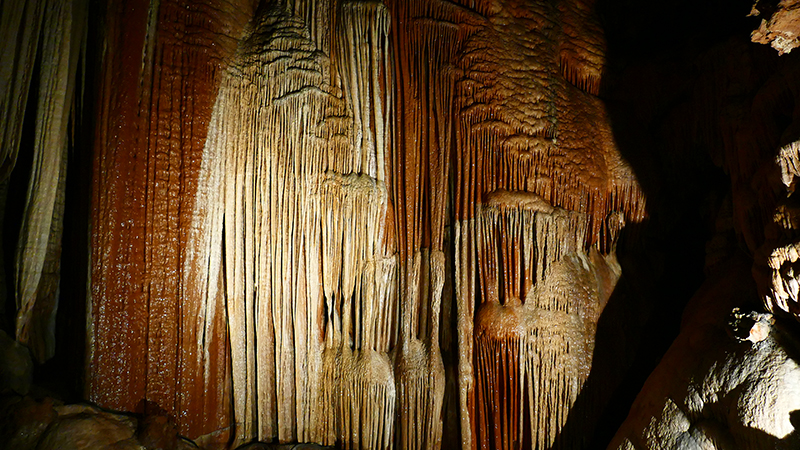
[
  {"left": 395, "top": 251, "right": 446, "bottom": 450},
  {"left": 187, "top": 0, "right": 639, "bottom": 448},
  {"left": 185, "top": 1, "right": 428, "bottom": 447},
  {"left": 2, "top": 0, "right": 87, "bottom": 362},
  {"left": 778, "top": 141, "right": 800, "bottom": 191}
]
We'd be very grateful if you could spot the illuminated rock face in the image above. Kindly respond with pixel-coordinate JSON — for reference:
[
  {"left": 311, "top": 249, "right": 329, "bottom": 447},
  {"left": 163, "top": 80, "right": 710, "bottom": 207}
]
[
  {"left": 80, "top": 0, "right": 644, "bottom": 447},
  {"left": 85, "top": 0, "right": 253, "bottom": 444},
  {"left": 610, "top": 261, "right": 800, "bottom": 450},
  {"left": 8, "top": 0, "right": 800, "bottom": 449},
  {"left": 751, "top": 0, "right": 800, "bottom": 55}
]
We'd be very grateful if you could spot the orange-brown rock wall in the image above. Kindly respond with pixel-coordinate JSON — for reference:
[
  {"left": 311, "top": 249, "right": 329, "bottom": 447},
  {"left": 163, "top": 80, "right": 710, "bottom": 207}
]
[{"left": 88, "top": 0, "right": 254, "bottom": 443}]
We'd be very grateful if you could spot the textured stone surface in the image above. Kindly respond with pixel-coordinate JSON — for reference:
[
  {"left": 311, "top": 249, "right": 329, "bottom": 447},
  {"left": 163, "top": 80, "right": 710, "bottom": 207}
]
[
  {"left": 751, "top": 0, "right": 800, "bottom": 54},
  {"left": 36, "top": 409, "right": 140, "bottom": 450},
  {"left": 233, "top": 444, "right": 333, "bottom": 450},
  {"left": 609, "top": 259, "right": 800, "bottom": 449},
  {"left": 9, "top": 0, "right": 800, "bottom": 449},
  {"left": 136, "top": 401, "right": 181, "bottom": 450},
  {"left": 178, "top": 1, "right": 641, "bottom": 447},
  {"left": 87, "top": 0, "right": 254, "bottom": 443},
  {"left": 0, "top": 398, "right": 208, "bottom": 450}
]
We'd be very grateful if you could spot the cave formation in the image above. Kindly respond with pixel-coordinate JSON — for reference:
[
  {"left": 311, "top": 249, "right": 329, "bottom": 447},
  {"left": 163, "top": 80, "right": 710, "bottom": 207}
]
[{"left": 2, "top": 0, "right": 800, "bottom": 449}]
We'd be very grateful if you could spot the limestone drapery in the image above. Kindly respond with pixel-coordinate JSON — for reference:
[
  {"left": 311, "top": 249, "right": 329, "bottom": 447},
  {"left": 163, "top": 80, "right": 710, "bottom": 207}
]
[{"left": 6, "top": 0, "right": 650, "bottom": 448}]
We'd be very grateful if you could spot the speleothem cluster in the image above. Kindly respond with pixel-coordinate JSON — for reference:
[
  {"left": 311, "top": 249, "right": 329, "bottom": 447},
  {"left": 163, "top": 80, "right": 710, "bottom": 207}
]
[
  {"left": 6, "top": 0, "right": 800, "bottom": 449},
  {"left": 3, "top": 0, "right": 644, "bottom": 447}
]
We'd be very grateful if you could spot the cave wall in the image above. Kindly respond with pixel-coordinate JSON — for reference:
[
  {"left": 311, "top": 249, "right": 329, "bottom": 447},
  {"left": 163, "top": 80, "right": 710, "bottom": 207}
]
[
  {"left": 85, "top": 0, "right": 645, "bottom": 447},
  {"left": 87, "top": 0, "right": 254, "bottom": 443},
  {"left": 3, "top": 0, "right": 800, "bottom": 449}
]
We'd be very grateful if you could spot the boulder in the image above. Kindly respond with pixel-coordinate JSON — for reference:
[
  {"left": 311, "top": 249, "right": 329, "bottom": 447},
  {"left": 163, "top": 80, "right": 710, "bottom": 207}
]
[
  {"left": 609, "top": 260, "right": 800, "bottom": 449},
  {"left": 37, "top": 403, "right": 141, "bottom": 450},
  {"left": 0, "top": 395, "right": 57, "bottom": 450}
]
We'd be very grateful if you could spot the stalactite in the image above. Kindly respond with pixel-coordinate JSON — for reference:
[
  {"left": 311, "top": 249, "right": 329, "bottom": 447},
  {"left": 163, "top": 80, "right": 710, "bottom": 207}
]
[
  {"left": 473, "top": 190, "right": 595, "bottom": 449},
  {"left": 189, "top": 1, "right": 400, "bottom": 446},
  {"left": 394, "top": 252, "right": 446, "bottom": 450},
  {"left": 455, "top": 219, "right": 478, "bottom": 450},
  {"left": 474, "top": 301, "right": 524, "bottom": 450},
  {"left": 452, "top": 2, "right": 642, "bottom": 448},
  {"left": 385, "top": 1, "right": 462, "bottom": 448},
  {"left": 0, "top": 0, "right": 45, "bottom": 180},
  {"left": 453, "top": 0, "right": 645, "bottom": 233},
  {"left": 521, "top": 253, "right": 598, "bottom": 450},
  {"left": 558, "top": 0, "right": 605, "bottom": 96},
  {"left": 211, "top": 10, "right": 335, "bottom": 441},
  {"left": 89, "top": 0, "right": 646, "bottom": 448},
  {"left": 317, "top": 224, "right": 397, "bottom": 448},
  {"left": 336, "top": 0, "right": 391, "bottom": 182},
  {"left": 12, "top": 0, "right": 86, "bottom": 363}
]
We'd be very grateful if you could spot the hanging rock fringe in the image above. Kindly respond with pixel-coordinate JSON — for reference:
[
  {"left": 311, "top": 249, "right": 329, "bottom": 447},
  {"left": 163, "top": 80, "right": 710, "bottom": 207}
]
[
  {"left": 186, "top": 0, "right": 638, "bottom": 448},
  {"left": 188, "top": 1, "right": 400, "bottom": 447},
  {"left": 9, "top": 0, "right": 87, "bottom": 363}
]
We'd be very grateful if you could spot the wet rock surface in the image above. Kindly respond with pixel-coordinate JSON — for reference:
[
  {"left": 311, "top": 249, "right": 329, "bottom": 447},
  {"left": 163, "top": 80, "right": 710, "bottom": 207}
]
[
  {"left": 4, "top": 0, "right": 800, "bottom": 449},
  {"left": 36, "top": 408, "right": 139, "bottom": 450},
  {"left": 135, "top": 401, "right": 182, "bottom": 450},
  {"left": 0, "top": 395, "right": 57, "bottom": 450},
  {"left": 232, "top": 444, "right": 333, "bottom": 450}
]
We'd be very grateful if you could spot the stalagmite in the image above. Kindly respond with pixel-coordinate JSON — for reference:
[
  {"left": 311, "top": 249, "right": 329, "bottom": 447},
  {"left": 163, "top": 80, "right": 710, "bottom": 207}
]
[{"left": 189, "top": 1, "right": 399, "bottom": 446}]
